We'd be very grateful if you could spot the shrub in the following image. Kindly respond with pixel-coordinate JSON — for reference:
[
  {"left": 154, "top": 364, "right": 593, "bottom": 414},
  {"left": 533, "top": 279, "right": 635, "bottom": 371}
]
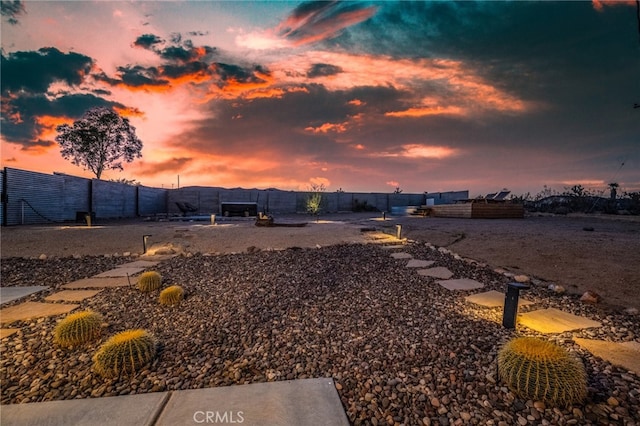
[
  {"left": 54, "top": 310, "right": 102, "bottom": 347},
  {"left": 159, "top": 285, "right": 184, "bottom": 306},
  {"left": 93, "top": 329, "right": 156, "bottom": 378},
  {"left": 498, "top": 337, "right": 587, "bottom": 406},
  {"left": 137, "top": 271, "right": 162, "bottom": 292}
]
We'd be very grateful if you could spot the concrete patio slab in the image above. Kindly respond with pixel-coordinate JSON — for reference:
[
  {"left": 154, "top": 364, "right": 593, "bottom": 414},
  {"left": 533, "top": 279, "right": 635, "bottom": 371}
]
[
  {"left": 0, "top": 391, "right": 170, "bottom": 426},
  {"left": 437, "top": 278, "right": 485, "bottom": 291},
  {"left": 518, "top": 308, "right": 602, "bottom": 333},
  {"left": 0, "top": 328, "right": 20, "bottom": 339},
  {"left": 0, "top": 286, "right": 49, "bottom": 305},
  {"left": 93, "top": 267, "right": 146, "bottom": 278},
  {"left": 44, "top": 289, "right": 103, "bottom": 302},
  {"left": 406, "top": 259, "right": 435, "bottom": 268},
  {"left": 119, "top": 260, "right": 160, "bottom": 268},
  {"left": 574, "top": 338, "right": 640, "bottom": 374},
  {"left": 0, "top": 301, "right": 79, "bottom": 325},
  {"left": 417, "top": 267, "right": 453, "bottom": 280},
  {"left": 62, "top": 277, "right": 134, "bottom": 289},
  {"left": 155, "top": 378, "right": 349, "bottom": 426},
  {"left": 391, "top": 252, "right": 412, "bottom": 259},
  {"left": 465, "top": 290, "right": 534, "bottom": 308}
]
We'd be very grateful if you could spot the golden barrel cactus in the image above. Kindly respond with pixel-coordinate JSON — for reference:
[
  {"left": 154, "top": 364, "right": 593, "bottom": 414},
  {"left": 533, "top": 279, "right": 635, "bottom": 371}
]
[
  {"left": 137, "top": 271, "right": 162, "bottom": 292},
  {"left": 93, "top": 329, "right": 156, "bottom": 378},
  {"left": 54, "top": 310, "right": 102, "bottom": 347},
  {"left": 159, "top": 285, "right": 184, "bottom": 306},
  {"left": 498, "top": 337, "right": 587, "bottom": 406}
]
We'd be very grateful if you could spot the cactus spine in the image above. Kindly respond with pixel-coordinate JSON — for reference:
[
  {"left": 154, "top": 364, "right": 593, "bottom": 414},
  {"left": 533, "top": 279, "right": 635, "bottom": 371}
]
[
  {"left": 159, "top": 285, "right": 184, "bottom": 306},
  {"left": 137, "top": 271, "right": 162, "bottom": 292},
  {"left": 498, "top": 337, "right": 587, "bottom": 406},
  {"left": 93, "top": 329, "right": 156, "bottom": 378},
  {"left": 54, "top": 310, "right": 102, "bottom": 347}
]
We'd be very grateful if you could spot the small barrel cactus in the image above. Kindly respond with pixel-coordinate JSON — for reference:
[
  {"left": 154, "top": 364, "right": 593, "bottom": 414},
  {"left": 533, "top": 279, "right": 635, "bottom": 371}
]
[
  {"left": 159, "top": 285, "right": 184, "bottom": 306},
  {"left": 93, "top": 329, "right": 157, "bottom": 378},
  {"left": 54, "top": 310, "right": 103, "bottom": 347},
  {"left": 498, "top": 337, "right": 587, "bottom": 406},
  {"left": 137, "top": 271, "right": 162, "bottom": 292}
]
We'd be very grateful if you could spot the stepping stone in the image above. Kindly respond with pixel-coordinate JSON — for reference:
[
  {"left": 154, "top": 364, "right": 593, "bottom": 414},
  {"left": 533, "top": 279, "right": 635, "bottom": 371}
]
[
  {"left": 62, "top": 277, "right": 134, "bottom": 289},
  {"left": 0, "top": 286, "right": 49, "bottom": 305},
  {"left": 437, "top": 278, "right": 484, "bottom": 291},
  {"left": 155, "top": 378, "right": 349, "bottom": 426},
  {"left": 119, "top": 260, "right": 160, "bottom": 268},
  {"left": 0, "top": 391, "right": 170, "bottom": 426},
  {"left": 417, "top": 267, "right": 453, "bottom": 279},
  {"left": 381, "top": 245, "right": 406, "bottom": 250},
  {"left": 518, "top": 308, "right": 602, "bottom": 333},
  {"left": 0, "top": 301, "right": 79, "bottom": 325},
  {"left": 93, "top": 267, "right": 146, "bottom": 278},
  {"left": 465, "top": 290, "right": 534, "bottom": 308},
  {"left": 406, "top": 259, "right": 435, "bottom": 268},
  {"left": 44, "top": 289, "right": 103, "bottom": 302},
  {"left": 0, "top": 328, "right": 20, "bottom": 339},
  {"left": 574, "top": 338, "right": 640, "bottom": 374},
  {"left": 391, "top": 252, "right": 413, "bottom": 259}
]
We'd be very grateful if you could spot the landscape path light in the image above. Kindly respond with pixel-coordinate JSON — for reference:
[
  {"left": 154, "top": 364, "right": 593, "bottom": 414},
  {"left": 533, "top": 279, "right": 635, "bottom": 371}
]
[
  {"left": 502, "top": 282, "right": 530, "bottom": 328},
  {"left": 143, "top": 234, "right": 152, "bottom": 254}
]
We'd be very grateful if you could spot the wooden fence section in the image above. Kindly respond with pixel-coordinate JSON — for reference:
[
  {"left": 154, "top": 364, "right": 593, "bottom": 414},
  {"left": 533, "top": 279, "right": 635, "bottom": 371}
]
[{"left": 430, "top": 203, "right": 524, "bottom": 219}]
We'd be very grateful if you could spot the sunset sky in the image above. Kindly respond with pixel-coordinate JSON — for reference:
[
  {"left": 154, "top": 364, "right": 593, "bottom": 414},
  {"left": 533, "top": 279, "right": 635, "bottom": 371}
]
[{"left": 1, "top": 1, "right": 639, "bottom": 196}]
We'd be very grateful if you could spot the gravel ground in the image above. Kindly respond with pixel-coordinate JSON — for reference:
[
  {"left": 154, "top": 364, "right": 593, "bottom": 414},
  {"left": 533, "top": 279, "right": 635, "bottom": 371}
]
[{"left": 1, "top": 243, "right": 639, "bottom": 425}]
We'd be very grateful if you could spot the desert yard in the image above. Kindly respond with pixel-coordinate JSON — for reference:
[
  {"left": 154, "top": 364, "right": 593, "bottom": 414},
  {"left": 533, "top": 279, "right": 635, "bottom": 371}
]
[{"left": 1, "top": 212, "right": 639, "bottom": 424}]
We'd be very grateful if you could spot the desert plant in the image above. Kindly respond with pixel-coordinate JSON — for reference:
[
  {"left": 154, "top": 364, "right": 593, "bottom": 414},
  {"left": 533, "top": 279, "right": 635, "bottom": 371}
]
[
  {"left": 159, "top": 285, "right": 184, "bottom": 306},
  {"left": 93, "top": 329, "right": 156, "bottom": 378},
  {"left": 498, "top": 337, "right": 587, "bottom": 407},
  {"left": 54, "top": 310, "right": 102, "bottom": 347},
  {"left": 137, "top": 271, "right": 162, "bottom": 292}
]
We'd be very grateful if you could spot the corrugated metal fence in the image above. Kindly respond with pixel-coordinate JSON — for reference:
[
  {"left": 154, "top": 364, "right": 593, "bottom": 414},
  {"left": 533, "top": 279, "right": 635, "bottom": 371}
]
[{"left": 1, "top": 168, "right": 167, "bottom": 226}]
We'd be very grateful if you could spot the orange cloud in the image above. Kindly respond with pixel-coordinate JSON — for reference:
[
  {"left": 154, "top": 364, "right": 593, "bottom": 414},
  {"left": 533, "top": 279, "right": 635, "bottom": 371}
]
[
  {"left": 305, "top": 122, "right": 348, "bottom": 134},
  {"left": 113, "top": 106, "right": 145, "bottom": 118},
  {"left": 35, "top": 115, "right": 74, "bottom": 142},
  {"left": 592, "top": 0, "right": 635, "bottom": 11},
  {"left": 372, "top": 144, "right": 459, "bottom": 160},
  {"left": 385, "top": 105, "right": 464, "bottom": 118}
]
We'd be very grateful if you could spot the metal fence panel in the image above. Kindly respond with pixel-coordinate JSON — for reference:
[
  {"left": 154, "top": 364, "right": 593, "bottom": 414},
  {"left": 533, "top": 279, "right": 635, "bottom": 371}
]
[{"left": 4, "top": 167, "right": 65, "bottom": 225}]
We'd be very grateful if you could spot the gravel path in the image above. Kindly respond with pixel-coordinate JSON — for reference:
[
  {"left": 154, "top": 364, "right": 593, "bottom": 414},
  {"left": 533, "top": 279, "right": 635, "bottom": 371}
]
[{"left": 1, "top": 243, "right": 639, "bottom": 425}]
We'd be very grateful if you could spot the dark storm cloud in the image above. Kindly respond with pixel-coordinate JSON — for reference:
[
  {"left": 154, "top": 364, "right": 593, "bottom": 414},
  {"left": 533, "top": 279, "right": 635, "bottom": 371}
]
[
  {"left": 307, "top": 63, "right": 343, "bottom": 78},
  {"left": 159, "top": 45, "right": 216, "bottom": 62},
  {"left": 1, "top": 48, "right": 93, "bottom": 94},
  {"left": 133, "top": 34, "right": 164, "bottom": 49},
  {"left": 1, "top": 0, "right": 25, "bottom": 25},
  {"left": 1, "top": 93, "right": 124, "bottom": 149},
  {"left": 278, "top": 0, "right": 377, "bottom": 45},
  {"left": 187, "top": 31, "right": 209, "bottom": 37}
]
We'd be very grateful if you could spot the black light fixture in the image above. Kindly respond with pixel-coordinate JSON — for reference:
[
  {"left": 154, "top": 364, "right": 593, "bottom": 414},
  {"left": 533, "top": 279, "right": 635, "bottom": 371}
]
[
  {"left": 502, "top": 282, "right": 530, "bottom": 328},
  {"left": 143, "top": 234, "right": 152, "bottom": 254}
]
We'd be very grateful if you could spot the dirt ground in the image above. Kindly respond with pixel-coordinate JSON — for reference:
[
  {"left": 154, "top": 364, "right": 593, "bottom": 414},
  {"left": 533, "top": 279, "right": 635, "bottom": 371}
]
[{"left": 1, "top": 212, "right": 639, "bottom": 311}]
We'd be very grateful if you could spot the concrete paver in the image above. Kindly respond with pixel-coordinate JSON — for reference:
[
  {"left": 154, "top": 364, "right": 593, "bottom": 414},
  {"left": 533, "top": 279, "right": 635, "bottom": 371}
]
[
  {"left": 155, "top": 378, "right": 349, "bottom": 426},
  {"left": 93, "top": 267, "right": 146, "bottom": 278},
  {"left": 465, "top": 290, "right": 534, "bottom": 308},
  {"left": 0, "top": 391, "right": 170, "bottom": 426},
  {"left": 120, "top": 260, "right": 160, "bottom": 268},
  {"left": 0, "top": 301, "right": 79, "bottom": 325},
  {"left": 0, "top": 328, "right": 20, "bottom": 339},
  {"left": 390, "top": 252, "right": 412, "bottom": 259},
  {"left": 406, "top": 259, "right": 435, "bottom": 268},
  {"left": 574, "top": 338, "right": 640, "bottom": 374},
  {"left": 417, "top": 267, "right": 453, "bottom": 280},
  {"left": 0, "top": 286, "right": 49, "bottom": 305},
  {"left": 437, "top": 278, "right": 484, "bottom": 291},
  {"left": 44, "top": 289, "right": 103, "bottom": 302},
  {"left": 518, "top": 307, "right": 602, "bottom": 333},
  {"left": 62, "top": 277, "right": 134, "bottom": 289}
]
